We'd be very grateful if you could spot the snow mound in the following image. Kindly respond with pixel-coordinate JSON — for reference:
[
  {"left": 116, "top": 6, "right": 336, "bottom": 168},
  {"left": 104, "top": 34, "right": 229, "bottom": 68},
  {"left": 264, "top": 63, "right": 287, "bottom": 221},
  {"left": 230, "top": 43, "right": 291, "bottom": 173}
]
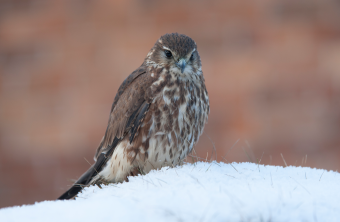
[{"left": 1, "top": 162, "right": 340, "bottom": 222}]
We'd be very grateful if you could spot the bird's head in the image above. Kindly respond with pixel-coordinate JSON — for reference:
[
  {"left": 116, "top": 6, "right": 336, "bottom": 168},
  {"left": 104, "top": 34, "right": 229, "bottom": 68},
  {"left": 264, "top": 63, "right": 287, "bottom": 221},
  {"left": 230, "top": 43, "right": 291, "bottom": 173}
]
[{"left": 146, "top": 33, "right": 202, "bottom": 76}]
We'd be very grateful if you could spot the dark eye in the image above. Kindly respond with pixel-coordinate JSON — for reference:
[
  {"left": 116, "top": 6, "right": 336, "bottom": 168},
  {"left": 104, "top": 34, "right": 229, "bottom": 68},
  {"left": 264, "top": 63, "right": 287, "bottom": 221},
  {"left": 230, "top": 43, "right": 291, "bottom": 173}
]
[
  {"left": 190, "top": 53, "right": 194, "bottom": 61},
  {"left": 164, "top": 50, "right": 172, "bottom": 58}
]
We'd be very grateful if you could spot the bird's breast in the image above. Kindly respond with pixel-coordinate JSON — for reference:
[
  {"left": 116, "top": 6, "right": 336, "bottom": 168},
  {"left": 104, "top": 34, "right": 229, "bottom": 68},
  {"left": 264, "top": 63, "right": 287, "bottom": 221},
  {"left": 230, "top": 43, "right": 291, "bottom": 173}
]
[{"left": 146, "top": 71, "right": 209, "bottom": 162}]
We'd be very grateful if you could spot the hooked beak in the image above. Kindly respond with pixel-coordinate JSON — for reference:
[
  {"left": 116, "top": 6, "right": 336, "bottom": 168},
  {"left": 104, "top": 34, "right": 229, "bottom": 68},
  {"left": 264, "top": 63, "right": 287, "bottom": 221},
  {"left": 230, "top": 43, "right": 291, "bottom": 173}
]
[{"left": 176, "top": 59, "right": 186, "bottom": 73}]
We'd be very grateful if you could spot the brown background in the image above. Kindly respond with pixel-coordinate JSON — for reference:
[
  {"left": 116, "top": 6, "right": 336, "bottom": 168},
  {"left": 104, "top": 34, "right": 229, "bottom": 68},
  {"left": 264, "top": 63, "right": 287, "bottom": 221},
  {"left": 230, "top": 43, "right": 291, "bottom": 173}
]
[{"left": 1, "top": 0, "right": 340, "bottom": 208}]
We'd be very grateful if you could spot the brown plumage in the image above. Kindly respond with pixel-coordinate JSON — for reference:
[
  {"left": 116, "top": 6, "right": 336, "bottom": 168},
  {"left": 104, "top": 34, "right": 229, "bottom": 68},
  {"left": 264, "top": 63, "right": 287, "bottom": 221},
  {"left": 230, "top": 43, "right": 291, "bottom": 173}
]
[{"left": 58, "top": 33, "right": 209, "bottom": 200}]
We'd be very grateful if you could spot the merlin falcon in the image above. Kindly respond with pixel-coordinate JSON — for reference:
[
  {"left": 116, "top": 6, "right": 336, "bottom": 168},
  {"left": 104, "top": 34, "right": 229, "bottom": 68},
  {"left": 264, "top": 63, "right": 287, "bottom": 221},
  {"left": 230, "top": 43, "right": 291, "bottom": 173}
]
[{"left": 58, "top": 33, "right": 210, "bottom": 200}]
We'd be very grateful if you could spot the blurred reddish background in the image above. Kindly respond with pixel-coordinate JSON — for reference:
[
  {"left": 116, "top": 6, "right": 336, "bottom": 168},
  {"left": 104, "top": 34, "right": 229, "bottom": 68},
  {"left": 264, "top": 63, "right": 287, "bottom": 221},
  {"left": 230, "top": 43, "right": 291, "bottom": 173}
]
[{"left": 1, "top": 0, "right": 340, "bottom": 208}]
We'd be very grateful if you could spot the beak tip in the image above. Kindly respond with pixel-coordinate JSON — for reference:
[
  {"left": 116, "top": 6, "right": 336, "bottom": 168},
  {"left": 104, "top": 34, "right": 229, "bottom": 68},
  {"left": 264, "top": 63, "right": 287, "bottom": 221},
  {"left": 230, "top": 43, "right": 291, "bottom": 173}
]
[{"left": 178, "top": 59, "right": 186, "bottom": 74}]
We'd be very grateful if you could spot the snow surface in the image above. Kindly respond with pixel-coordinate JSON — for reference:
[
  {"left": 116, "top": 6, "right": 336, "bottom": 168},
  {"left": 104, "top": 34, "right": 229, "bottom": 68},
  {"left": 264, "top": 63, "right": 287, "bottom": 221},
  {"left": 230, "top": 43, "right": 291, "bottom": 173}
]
[{"left": 1, "top": 162, "right": 340, "bottom": 222}]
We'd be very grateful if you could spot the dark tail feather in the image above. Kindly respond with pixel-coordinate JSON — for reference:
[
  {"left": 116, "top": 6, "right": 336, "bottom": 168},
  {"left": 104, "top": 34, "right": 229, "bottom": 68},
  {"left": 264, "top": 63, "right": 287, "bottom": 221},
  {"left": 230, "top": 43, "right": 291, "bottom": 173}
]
[
  {"left": 57, "top": 165, "right": 97, "bottom": 200},
  {"left": 58, "top": 138, "right": 120, "bottom": 200}
]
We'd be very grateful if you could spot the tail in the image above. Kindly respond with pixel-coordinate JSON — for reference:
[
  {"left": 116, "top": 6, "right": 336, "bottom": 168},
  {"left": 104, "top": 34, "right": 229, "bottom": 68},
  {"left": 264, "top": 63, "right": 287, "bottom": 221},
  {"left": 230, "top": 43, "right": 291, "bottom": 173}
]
[
  {"left": 57, "top": 138, "right": 119, "bottom": 200},
  {"left": 57, "top": 165, "right": 97, "bottom": 200}
]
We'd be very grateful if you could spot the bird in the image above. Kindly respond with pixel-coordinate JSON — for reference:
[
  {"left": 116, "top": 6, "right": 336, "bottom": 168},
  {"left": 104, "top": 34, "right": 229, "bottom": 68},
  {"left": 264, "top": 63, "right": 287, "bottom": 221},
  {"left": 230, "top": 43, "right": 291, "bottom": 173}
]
[{"left": 58, "top": 33, "right": 210, "bottom": 200}]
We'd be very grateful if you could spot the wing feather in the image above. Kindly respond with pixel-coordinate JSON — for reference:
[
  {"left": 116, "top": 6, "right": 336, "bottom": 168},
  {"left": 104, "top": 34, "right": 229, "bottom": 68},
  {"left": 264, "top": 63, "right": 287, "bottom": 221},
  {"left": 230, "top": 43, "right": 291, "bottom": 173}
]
[{"left": 58, "top": 65, "right": 156, "bottom": 200}]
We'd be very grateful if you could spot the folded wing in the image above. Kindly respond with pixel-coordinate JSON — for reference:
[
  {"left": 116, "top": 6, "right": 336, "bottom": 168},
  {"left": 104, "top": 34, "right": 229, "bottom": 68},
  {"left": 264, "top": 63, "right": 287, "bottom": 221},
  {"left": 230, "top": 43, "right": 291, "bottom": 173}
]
[{"left": 58, "top": 65, "right": 155, "bottom": 200}]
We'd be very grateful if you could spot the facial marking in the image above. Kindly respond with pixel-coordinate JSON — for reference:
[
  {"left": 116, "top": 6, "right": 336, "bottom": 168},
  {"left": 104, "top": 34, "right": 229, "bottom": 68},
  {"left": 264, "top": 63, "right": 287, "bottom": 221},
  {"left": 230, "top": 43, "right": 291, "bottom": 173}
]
[{"left": 162, "top": 46, "right": 171, "bottom": 51}]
